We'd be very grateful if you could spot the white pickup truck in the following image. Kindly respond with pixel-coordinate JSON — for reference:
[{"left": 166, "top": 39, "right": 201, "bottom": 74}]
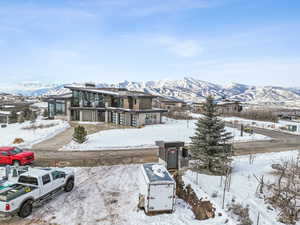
[{"left": 0, "top": 167, "right": 74, "bottom": 218}]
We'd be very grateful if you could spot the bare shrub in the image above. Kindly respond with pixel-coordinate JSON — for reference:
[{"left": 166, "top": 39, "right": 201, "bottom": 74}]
[
  {"left": 22, "top": 123, "right": 58, "bottom": 130},
  {"left": 165, "top": 108, "right": 193, "bottom": 120},
  {"left": 228, "top": 203, "right": 253, "bottom": 225},
  {"left": 224, "top": 110, "right": 278, "bottom": 123},
  {"left": 267, "top": 153, "right": 300, "bottom": 224}
]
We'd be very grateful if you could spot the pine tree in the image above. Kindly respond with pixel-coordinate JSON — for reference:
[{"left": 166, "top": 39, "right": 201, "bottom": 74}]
[
  {"left": 190, "top": 96, "right": 233, "bottom": 174},
  {"left": 73, "top": 126, "right": 87, "bottom": 144}
]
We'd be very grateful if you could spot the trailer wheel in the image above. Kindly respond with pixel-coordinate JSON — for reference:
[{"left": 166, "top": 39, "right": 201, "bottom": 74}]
[
  {"left": 64, "top": 178, "right": 74, "bottom": 192},
  {"left": 18, "top": 200, "right": 33, "bottom": 218}
]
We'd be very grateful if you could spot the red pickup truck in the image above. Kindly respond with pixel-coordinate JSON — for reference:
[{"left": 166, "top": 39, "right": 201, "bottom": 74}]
[{"left": 0, "top": 147, "right": 34, "bottom": 166}]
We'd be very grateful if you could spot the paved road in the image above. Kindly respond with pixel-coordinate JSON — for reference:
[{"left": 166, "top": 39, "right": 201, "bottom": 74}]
[
  {"left": 30, "top": 122, "right": 300, "bottom": 167},
  {"left": 226, "top": 122, "right": 300, "bottom": 155}
]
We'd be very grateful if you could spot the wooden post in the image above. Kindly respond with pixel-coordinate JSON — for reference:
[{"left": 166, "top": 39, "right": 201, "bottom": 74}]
[{"left": 241, "top": 124, "right": 244, "bottom": 137}]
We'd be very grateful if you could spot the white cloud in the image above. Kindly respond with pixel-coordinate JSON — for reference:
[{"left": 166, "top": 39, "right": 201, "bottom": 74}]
[{"left": 154, "top": 36, "right": 203, "bottom": 57}]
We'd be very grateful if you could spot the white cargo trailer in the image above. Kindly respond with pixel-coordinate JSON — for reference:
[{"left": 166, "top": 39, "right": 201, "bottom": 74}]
[{"left": 138, "top": 163, "right": 176, "bottom": 214}]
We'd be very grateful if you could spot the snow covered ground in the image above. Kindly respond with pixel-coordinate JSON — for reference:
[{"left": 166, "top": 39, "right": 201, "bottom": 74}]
[
  {"left": 0, "top": 119, "right": 70, "bottom": 148},
  {"left": 223, "top": 116, "right": 300, "bottom": 135},
  {"left": 2, "top": 165, "right": 234, "bottom": 225},
  {"left": 61, "top": 117, "right": 270, "bottom": 151},
  {"left": 184, "top": 150, "right": 300, "bottom": 225},
  {"left": 4, "top": 150, "right": 299, "bottom": 225}
]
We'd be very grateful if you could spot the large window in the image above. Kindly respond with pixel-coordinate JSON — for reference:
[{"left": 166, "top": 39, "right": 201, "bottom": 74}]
[
  {"left": 55, "top": 100, "right": 65, "bottom": 115},
  {"left": 95, "top": 94, "right": 105, "bottom": 107},
  {"left": 72, "top": 90, "right": 80, "bottom": 107},
  {"left": 82, "top": 91, "right": 93, "bottom": 107},
  {"left": 48, "top": 102, "right": 55, "bottom": 118}
]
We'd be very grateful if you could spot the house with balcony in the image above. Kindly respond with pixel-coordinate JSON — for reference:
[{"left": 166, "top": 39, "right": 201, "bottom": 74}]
[{"left": 45, "top": 84, "right": 167, "bottom": 127}]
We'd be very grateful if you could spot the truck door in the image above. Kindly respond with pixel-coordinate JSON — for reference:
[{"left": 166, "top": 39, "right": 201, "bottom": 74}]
[
  {"left": 0, "top": 151, "right": 11, "bottom": 165},
  {"left": 41, "top": 174, "right": 53, "bottom": 195},
  {"left": 148, "top": 184, "right": 175, "bottom": 212},
  {"left": 51, "top": 171, "right": 66, "bottom": 190}
]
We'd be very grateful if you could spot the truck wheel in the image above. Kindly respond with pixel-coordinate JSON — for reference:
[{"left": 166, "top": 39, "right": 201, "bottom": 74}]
[
  {"left": 64, "top": 178, "right": 74, "bottom": 192},
  {"left": 18, "top": 200, "right": 33, "bottom": 218},
  {"left": 13, "top": 160, "right": 20, "bottom": 167}
]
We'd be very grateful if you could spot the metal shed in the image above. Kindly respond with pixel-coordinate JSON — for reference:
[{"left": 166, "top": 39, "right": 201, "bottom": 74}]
[
  {"left": 138, "top": 163, "right": 176, "bottom": 214},
  {"left": 156, "top": 141, "right": 189, "bottom": 171}
]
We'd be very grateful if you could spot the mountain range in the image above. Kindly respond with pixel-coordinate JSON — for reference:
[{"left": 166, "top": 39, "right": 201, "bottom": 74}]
[{"left": 1, "top": 78, "right": 300, "bottom": 105}]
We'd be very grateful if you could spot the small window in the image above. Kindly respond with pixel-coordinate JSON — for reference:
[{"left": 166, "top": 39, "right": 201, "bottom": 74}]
[
  {"left": 134, "top": 99, "right": 137, "bottom": 104},
  {"left": 51, "top": 171, "right": 65, "bottom": 180},
  {"left": 18, "top": 176, "right": 38, "bottom": 185},
  {"left": 42, "top": 174, "right": 51, "bottom": 185},
  {"left": 1, "top": 152, "right": 8, "bottom": 156}
]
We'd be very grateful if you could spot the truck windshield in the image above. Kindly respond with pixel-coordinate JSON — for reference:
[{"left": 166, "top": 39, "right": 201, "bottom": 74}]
[
  {"left": 9, "top": 148, "right": 23, "bottom": 155},
  {"left": 18, "top": 176, "right": 38, "bottom": 186}
]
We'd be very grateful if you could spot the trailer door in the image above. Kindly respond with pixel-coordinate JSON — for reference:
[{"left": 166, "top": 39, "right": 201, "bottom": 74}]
[{"left": 148, "top": 184, "right": 174, "bottom": 212}]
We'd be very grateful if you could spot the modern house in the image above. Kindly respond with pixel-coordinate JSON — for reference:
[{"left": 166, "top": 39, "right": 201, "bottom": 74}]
[
  {"left": 155, "top": 97, "right": 187, "bottom": 110},
  {"left": 191, "top": 99, "right": 242, "bottom": 114},
  {"left": 45, "top": 84, "right": 167, "bottom": 127},
  {"left": 216, "top": 100, "right": 243, "bottom": 114},
  {"left": 0, "top": 111, "right": 10, "bottom": 124}
]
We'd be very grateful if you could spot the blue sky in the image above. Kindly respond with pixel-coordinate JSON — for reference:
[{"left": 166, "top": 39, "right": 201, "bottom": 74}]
[{"left": 0, "top": 0, "right": 300, "bottom": 86}]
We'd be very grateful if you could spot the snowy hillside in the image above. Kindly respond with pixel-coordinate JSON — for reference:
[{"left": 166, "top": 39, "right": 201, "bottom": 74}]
[{"left": 1, "top": 77, "right": 300, "bottom": 104}]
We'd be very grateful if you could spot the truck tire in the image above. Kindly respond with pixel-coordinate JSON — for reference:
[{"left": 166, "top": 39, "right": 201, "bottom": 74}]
[
  {"left": 13, "top": 160, "right": 20, "bottom": 167},
  {"left": 18, "top": 200, "right": 33, "bottom": 218},
  {"left": 64, "top": 178, "right": 74, "bottom": 192}
]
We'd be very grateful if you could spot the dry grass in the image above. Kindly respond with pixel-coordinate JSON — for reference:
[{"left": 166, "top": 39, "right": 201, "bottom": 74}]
[{"left": 22, "top": 123, "right": 58, "bottom": 130}]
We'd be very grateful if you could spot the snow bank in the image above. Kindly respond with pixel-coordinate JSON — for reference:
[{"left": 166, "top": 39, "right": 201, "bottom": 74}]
[
  {"left": 223, "top": 116, "right": 300, "bottom": 135},
  {"left": 61, "top": 118, "right": 270, "bottom": 151},
  {"left": 184, "top": 150, "right": 300, "bottom": 225},
  {"left": 13, "top": 165, "right": 235, "bottom": 225},
  {"left": 0, "top": 119, "right": 70, "bottom": 148}
]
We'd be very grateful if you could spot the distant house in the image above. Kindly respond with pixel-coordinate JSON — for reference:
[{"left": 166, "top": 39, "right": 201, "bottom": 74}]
[
  {"left": 157, "top": 97, "right": 187, "bottom": 110},
  {"left": 216, "top": 100, "right": 243, "bottom": 114},
  {"left": 0, "top": 102, "right": 32, "bottom": 115},
  {"left": 44, "top": 84, "right": 167, "bottom": 127},
  {"left": 0, "top": 111, "right": 10, "bottom": 124},
  {"left": 191, "top": 102, "right": 205, "bottom": 113},
  {"left": 191, "top": 99, "right": 242, "bottom": 114}
]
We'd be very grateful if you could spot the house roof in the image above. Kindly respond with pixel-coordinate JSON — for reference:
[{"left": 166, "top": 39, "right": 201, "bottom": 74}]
[{"left": 64, "top": 85, "right": 155, "bottom": 98}]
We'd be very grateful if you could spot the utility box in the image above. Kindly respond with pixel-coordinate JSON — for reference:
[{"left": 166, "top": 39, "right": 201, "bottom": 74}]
[
  {"left": 155, "top": 141, "right": 189, "bottom": 170},
  {"left": 138, "top": 163, "right": 176, "bottom": 214}
]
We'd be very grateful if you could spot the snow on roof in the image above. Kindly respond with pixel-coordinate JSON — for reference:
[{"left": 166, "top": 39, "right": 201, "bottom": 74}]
[
  {"left": 142, "top": 163, "right": 174, "bottom": 183},
  {"left": 65, "top": 85, "right": 119, "bottom": 96},
  {"left": 0, "top": 111, "right": 11, "bottom": 115},
  {"left": 20, "top": 168, "right": 55, "bottom": 178}
]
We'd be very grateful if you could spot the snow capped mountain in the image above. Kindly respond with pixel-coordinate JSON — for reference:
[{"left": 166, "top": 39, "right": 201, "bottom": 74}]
[{"left": 1, "top": 78, "right": 300, "bottom": 105}]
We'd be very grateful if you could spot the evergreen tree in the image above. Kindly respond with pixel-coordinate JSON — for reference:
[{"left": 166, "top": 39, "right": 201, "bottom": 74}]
[
  {"left": 9, "top": 110, "right": 18, "bottom": 123},
  {"left": 73, "top": 126, "right": 87, "bottom": 144},
  {"left": 190, "top": 96, "right": 233, "bottom": 174}
]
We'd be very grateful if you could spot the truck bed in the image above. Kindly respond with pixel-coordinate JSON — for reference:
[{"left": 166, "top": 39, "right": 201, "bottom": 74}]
[{"left": 0, "top": 184, "right": 37, "bottom": 202}]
